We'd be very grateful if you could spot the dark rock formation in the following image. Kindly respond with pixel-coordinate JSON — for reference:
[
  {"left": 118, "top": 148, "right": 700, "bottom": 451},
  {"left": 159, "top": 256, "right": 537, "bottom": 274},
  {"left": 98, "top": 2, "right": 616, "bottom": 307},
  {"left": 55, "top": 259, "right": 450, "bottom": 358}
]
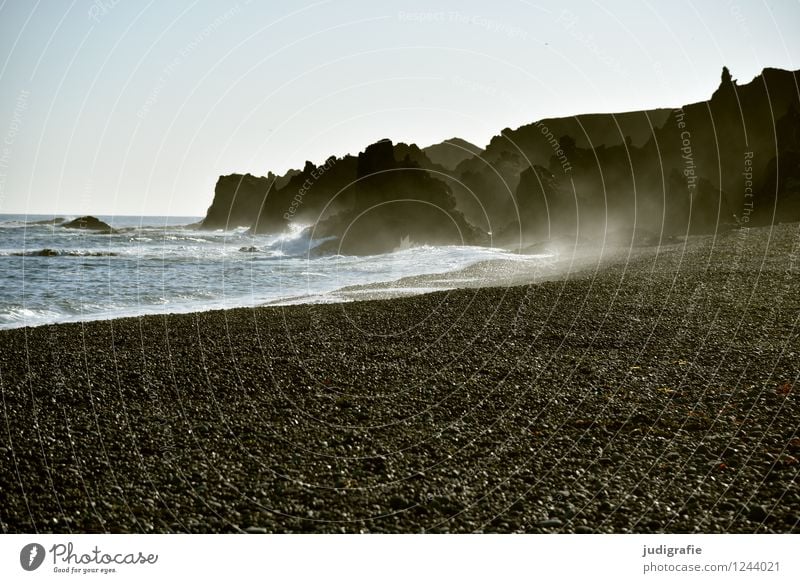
[
  {"left": 10, "top": 249, "right": 119, "bottom": 257},
  {"left": 751, "top": 104, "right": 800, "bottom": 225},
  {"left": 423, "top": 137, "right": 483, "bottom": 171},
  {"left": 251, "top": 155, "right": 359, "bottom": 234},
  {"left": 200, "top": 66, "right": 800, "bottom": 253},
  {"left": 61, "top": 216, "right": 115, "bottom": 233},
  {"left": 506, "top": 66, "right": 798, "bottom": 244},
  {"left": 19, "top": 248, "right": 59, "bottom": 256},
  {"left": 202, "top": 171, "right": 297, "bottom": 231},
  {"left": 310, "top": 139, "right": 484, "bottom": 255},
  {"left": 243, "top": 139, "right": 482, "bottom": 254}
]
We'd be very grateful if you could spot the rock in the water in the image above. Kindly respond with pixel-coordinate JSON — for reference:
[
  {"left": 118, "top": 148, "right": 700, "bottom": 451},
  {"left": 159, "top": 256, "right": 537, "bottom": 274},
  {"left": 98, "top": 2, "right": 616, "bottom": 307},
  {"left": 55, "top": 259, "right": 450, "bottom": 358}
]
[
  {"left": 239, "top": 246, "right": 259, "bottom": 253},
  {"left": 62, "top": 216, "right": 115, "bottom": 232}
]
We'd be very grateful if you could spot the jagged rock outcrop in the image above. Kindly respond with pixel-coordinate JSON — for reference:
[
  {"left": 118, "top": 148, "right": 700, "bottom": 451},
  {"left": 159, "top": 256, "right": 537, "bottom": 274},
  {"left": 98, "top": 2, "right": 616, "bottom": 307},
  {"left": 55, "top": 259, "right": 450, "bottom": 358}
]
[
  {"left": 251, "top": 155, "right": 359, "bottom": 234},
  {"left": 507, "top": 66, "right": 798, "bottom": 245},
  {"left": 61, "top": 216, "right": 115, "bottom": 233},
  {"left": 202, "top": 171, "right": 297, "bottom": 230},
  {"left": 200, "top": 66, "right": 800, "bottom": 253},
  {"left": 245, "top": 139, "right": 482, "bottom": 254},
  {"left": 310, "top": 140, "right": 484, "bottom": 255},
  {"left": 423, "top": 137, "right": 483, "bottom": 171}
]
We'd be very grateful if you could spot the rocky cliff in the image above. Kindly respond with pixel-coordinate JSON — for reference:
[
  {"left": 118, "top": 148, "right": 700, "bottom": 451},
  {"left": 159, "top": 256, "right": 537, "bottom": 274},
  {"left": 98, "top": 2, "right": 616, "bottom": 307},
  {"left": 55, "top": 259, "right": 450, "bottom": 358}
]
[{"left": 201, "top": 66, "right": 800, "bottom": 253}]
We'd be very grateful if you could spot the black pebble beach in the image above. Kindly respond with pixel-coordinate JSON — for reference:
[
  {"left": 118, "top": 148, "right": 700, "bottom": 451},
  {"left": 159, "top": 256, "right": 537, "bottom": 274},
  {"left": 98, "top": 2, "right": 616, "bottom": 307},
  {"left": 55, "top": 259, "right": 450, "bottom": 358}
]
[{"left": 1, "top": 224, "right": 798, "bottom": 533}]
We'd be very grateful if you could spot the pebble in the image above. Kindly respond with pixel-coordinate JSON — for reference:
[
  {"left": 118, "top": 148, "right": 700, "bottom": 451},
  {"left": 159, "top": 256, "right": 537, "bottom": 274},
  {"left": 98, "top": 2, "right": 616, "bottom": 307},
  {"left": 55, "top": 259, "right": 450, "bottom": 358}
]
[{"left": 747, "top": 505, "right": 769, "bottom": 522}]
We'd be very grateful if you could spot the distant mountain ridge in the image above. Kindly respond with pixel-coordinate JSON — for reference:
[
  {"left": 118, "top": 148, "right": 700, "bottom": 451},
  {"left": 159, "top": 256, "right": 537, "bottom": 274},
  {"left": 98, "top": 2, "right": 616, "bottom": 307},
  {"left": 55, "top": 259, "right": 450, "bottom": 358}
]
[{"left": 202, "top": 66, "right": 800, "bottom": 254}]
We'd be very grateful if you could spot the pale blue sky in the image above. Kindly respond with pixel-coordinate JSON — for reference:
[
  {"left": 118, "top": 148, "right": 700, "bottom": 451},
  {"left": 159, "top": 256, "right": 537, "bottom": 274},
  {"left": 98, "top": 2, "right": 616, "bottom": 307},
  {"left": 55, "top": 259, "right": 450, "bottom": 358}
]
[{"left": 0, "top": 0, "right": 797, "bottom": 216}]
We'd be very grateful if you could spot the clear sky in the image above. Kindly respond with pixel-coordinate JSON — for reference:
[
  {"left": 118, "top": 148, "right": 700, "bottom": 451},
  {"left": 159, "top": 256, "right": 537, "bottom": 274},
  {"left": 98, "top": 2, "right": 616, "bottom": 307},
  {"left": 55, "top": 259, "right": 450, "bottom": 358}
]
[{"left": 0, "top": 0, "right": 798, "bottom": 216}]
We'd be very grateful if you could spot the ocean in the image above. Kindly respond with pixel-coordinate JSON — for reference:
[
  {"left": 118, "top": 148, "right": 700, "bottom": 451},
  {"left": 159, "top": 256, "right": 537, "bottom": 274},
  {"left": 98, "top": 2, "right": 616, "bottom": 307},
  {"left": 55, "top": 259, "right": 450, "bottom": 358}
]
[{"left": 0, "top": 214, "right": 542, "bottom": 329}]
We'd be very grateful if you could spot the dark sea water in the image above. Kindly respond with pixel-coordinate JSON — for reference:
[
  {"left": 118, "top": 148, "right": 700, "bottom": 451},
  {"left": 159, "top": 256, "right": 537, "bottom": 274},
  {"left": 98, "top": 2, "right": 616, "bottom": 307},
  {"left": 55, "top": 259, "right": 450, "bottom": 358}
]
[{"left": 0, "top": 214, "right": 537, "bottom": 329}]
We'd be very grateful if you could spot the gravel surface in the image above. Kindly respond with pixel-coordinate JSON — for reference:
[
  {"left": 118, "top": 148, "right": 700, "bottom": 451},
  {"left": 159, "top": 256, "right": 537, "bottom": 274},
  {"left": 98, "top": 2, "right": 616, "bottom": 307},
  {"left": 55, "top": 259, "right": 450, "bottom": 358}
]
[{"left": 1, "top": 223, "right": 799, "bottom": 533}]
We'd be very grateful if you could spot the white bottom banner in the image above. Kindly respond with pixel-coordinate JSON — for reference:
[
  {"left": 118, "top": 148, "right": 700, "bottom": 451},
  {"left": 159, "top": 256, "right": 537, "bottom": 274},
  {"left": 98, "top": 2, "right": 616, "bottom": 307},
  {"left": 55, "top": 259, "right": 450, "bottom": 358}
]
[{"left": 1, "top": 534, "right": 797, "bottom": 582}]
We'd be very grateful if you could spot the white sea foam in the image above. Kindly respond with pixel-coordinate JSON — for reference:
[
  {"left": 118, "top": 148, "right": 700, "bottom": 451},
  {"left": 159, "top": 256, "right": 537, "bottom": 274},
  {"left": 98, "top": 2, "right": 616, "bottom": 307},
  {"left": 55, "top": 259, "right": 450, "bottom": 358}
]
[{"left": 0, "top": 214, "right": 551, "bottom": 329}]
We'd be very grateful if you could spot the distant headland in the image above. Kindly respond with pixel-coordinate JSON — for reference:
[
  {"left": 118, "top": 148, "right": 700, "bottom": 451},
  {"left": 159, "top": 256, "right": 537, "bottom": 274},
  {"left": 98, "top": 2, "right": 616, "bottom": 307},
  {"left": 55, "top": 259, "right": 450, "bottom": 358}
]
[{"left": 201, "top": 67, "right": 800, "bottom": 254}]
